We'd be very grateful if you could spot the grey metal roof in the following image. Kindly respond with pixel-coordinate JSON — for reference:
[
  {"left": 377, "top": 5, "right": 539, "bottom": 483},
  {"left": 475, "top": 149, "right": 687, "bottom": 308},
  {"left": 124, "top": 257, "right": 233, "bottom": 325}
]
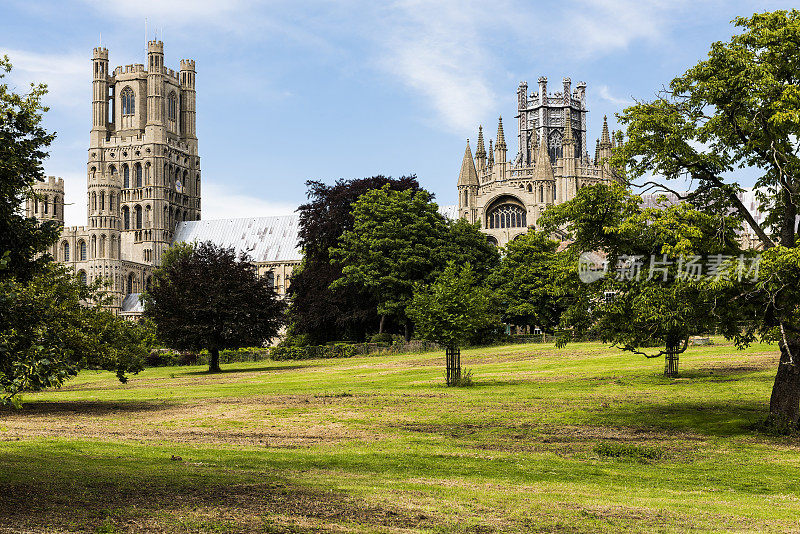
[
  {"left": 173, "top": 215, "right": 302, "bottom": 263},
  {"left": 439, "top": 204, "right": 458, "bottom": 220},
  {"left": 120, "top": 293, "right": 143, "bottom": 314}
]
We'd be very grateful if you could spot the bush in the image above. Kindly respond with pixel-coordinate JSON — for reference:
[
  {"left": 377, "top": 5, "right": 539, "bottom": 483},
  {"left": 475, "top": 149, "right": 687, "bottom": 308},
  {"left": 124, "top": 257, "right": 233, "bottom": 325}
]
[
  {"left": 370, "top": 333, "right": 393, "bottom": 344},
  {"left": 449, "top": 368, "right": 474, "bottom": 387},
  {"left": 593, "top": 442, "right": 665, "bottom": 462},
  {"left": 145, "top": 350, "right": 179, "bottom": 367}
]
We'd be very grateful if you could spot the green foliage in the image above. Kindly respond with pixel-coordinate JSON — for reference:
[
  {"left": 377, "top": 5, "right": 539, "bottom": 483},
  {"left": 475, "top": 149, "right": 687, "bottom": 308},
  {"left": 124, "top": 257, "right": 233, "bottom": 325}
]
[
  {"left": 542, "top": 184, "right": 741, "bottom": 359},
  {"left": 407, "top": 262, "right": 501, "bottom": 349},
  {"left": 331, "top": 185, "right": 450, "bottom": 333},
  {"left": 449, "top": 368, "right": 474, "bottom": 387},
  {"left": 143, "top": 241, "right": 285, "bottom": 372},
  {"left": 289, "top": 176, "right": 423, "bottom": 343},
  {"left": 369, "top": 332, "right": 393, "bottom": 344},
  {"left": 269, "top": 343, "right": 357, "bottom": 361},
  {"left": 0, "top": 262, "right": 145, "bottom": 405},
  {"left": 0, "top": 55, "right": 60, "bottom": 282},
  {"left": 490, "top": 231, "right": 576, "bottom": 332}
]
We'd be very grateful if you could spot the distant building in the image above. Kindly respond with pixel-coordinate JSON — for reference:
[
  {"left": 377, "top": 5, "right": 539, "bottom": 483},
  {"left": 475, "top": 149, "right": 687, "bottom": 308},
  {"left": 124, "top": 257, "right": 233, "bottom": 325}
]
[
  {"left": 457, "top": 77, "right": 619, "bottom": 246},
  {"left": 27, "top": 41, "right": 200, "bottom": 314}
]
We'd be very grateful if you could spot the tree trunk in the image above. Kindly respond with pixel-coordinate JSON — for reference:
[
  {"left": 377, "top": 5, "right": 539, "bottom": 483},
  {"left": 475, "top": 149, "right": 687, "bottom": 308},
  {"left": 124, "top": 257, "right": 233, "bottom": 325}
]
[
  {"left": 664, "top": 337, "right": 680, "bottom": 378},
  {"left": 445, "top": 346, "right": 461, "bottom": 386},
  {"left": 404, "top": 322, "right": 411, "bottom": 342},
  {"left": 769, "top": 334, "right": 800, "bottom": 427},
  {"left": 208, "top": 348, "right": 221, "bottom": 373},
  {"left": 378, "top": 314, "right": 386, "bottom": 334}
]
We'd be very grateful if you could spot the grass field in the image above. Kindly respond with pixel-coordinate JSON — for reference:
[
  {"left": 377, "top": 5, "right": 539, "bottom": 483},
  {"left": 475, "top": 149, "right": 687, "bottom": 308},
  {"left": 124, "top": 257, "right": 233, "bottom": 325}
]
[{"left": 1, "top": 339, "right": 799, "bottom": 533}]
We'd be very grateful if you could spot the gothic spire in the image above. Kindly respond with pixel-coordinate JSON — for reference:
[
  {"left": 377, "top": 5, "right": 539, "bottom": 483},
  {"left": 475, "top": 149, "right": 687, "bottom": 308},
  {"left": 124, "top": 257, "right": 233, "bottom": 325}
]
[
  {"left": 600, "top": 115, "right": 611, "bottom": 147},
  {"left": 488, "top": 139, "right": 494, "bottom": 166},
  {"left": 594, "top": 138, "right": 600, "bottom": 164},
  {"left": 496, "top": 116, "right": 506, "bottom": 149},
  {"left": 533, "top": 136, "right": 554, "bottom": 180},
  {"left": 457, "top": 140, "right": 479, "bottom": 187},
  {"left": 476, "top": 125, "right": 486, "bottom": 159}
]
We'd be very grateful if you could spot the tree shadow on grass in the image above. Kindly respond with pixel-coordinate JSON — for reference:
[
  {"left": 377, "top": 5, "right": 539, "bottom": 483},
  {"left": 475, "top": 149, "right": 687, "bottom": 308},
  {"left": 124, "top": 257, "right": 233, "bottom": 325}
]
[
  {"left": 0, "top": 400, "right": 173, "bottom": 416},
  {"left": 183, "top": 364, "right": 310, "bottom": 376},
  {"left": 0, "top": 450, "right": 434, "bottom": 533}
]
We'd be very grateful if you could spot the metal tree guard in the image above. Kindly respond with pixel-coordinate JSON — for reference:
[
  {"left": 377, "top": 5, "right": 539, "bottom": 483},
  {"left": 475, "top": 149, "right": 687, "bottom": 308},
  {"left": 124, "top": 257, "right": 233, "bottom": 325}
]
[{"left": 446, "top": 346, "right": 461, "bottom": 386}]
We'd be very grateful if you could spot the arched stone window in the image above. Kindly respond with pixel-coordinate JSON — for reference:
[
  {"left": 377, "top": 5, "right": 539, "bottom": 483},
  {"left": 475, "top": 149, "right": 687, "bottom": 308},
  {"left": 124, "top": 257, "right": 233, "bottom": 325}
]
[
  {"left": 109, "top": 192, "right": 115, "bottom": 212},
  {"left": 53, "top": 197, "right": 58, "bottom": 217},
  {"left": 79, "top": 240, "right": 87, "bottom": 261},
  {"left": 527, "top": 184, "right": 532, "bottom": 192},
  {"left": 78, "top": 270, "right": 87, "bottom": 285},
  {"left": 167, "top": 92, "right": 177, "bottom": 122},
  {"left": 123, "top": 164, "right": 130, "bottom": 188},
  {"left": 175, "top": 168, "right": 181, "bottom": 192},
  {"left": 145, "top": 205, "right": 151, "bottom": 228},
  {"left": 62, "top": 241, "right": 70, "bottom": 261},
  {"left": 134, "top": 205, "right": 142, "bottom": 229},
  {"left": 91, "top": 192, "right": 96, "bottom": 211},
  {"left": 100, "top": 234, "right": 106, "bottom": 258},
  {"left": 91, "top": 235, "right": 97, "bottom": 258},
  {"left": 110, "top": 235, "right": 116, "bottom": 259},
  {"left": 44, "top": 195, "right": 49, "bottom": 214},
  {"left": 127, "top": 273, "right": 135, "bottom": 294},
  {"left": 122, "top": 206, "right": 130, "bottom": 230},
  {"left": 487, "top": 203, "right": 527, "bottom": 229},
  {"left": 120, "top": 86, "right": 135, "bottom": 116},
  {"left": 135, "top": 163, "right": 142, "bottom": 188},
  {"left": 540, "top": 185, "right": 544, "bottom": 203},
  {"left": 100, "top": 191, "right": 105, "bottom": 211},
  {"left": 144, "top": 163, "right": 151, "bottom": 185}
]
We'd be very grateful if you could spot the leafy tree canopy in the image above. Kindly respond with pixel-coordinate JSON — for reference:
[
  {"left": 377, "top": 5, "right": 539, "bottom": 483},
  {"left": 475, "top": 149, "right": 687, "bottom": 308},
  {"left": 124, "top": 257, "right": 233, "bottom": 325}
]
[
  {"left": 408, "top": 262, "right": 501, "bottom": 349},
  {"left": 289, "top": 176, "right": 422, "bottom": 343},
  {"left": 143, "top": 242, "right": 285, "bottom": 372}
]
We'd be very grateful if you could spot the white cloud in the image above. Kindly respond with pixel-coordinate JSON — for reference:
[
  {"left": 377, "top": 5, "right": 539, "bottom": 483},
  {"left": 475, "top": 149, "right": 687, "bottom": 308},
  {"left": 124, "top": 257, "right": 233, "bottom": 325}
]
[
  {"left": 200, "top": 181, "right": 297, "bottom": 220},
  {"left": 597, "top": 85, "right": 634, "bottom": 106},
  {"left": 61, "top": 172, "right": 88, "bottom": 228},
  {"left": 1, "top": 48, "right": 87, "bottom": 109},
  {"left": 375, "top": 0, "right": 503, "bottom": 134}
]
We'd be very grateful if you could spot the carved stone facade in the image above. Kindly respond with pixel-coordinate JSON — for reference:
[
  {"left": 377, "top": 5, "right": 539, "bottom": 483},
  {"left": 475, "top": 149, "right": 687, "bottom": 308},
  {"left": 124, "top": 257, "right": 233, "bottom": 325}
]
[
  {"left": 27, "top": 41, "right": 200, "bottom": 312},
  {"left": 458, "top": 77, "right": 618, "bottom": 246}
]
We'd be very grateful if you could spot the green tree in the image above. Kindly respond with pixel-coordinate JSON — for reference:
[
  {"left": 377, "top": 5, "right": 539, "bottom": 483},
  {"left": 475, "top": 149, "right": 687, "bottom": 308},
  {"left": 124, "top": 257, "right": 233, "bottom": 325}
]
[
  {"left": 0, "top": 57, "right": 144, "bottom": 406},
  {"left": 0, "top": 55, "right": 59, "bottom": 281},
  {"left": 540, "top": 184, "right": 741, "bottom": 376},
  {"left": 611, "top": 10, "right": 800, "bottom": 421},
  {"left": 143, "top": 242, "right": 285, "bottom": 372},
  {"left": 408, "top": 262, "right": 501, "bottom": 385},
  {"left": 442, "top": 218, "right": 500, "bottom": 282},
  {"left": 330, "top": 186, "right": 450, "bottom": 340},
  {"left": 490, "top": 231, "right": 574, "bottom": 333},
  {"left": 289, "top": 176, "right": 423, "bottom": 343}
]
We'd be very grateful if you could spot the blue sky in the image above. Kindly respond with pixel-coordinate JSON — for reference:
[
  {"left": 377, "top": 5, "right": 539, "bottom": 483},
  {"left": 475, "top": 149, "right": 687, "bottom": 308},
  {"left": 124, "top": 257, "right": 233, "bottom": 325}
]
[{"left": 2, "top": 0, "right": 795, "bottom": 227}]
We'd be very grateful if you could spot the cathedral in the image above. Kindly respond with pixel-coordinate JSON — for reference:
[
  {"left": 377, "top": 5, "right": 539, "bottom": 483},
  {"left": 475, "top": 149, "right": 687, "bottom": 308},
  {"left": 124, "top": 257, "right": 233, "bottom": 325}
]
[
  {"left": 457, "top": 77, "right": 618, "bottom": 246},
  {"left": 26, "top": 41, "right": 201, "bottom": 314}
]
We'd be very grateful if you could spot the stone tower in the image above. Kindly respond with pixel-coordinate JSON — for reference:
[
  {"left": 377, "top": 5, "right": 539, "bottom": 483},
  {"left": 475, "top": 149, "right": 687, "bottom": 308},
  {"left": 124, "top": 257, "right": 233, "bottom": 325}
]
[
  {"left": 87, "top": 40, "right": 201, "bottom": 276},
  {"left": 25, "top": 175, "right": 65, "bottom": 226}
]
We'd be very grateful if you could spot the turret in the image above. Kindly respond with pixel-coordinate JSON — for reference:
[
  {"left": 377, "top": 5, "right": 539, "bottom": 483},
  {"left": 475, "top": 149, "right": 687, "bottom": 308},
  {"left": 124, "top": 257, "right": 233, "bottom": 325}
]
[
  {"left": 457, "top": 140, "right": 479, "bottom": 218},
  {"left": 26, "top": 176, "right": 65, "bottom": 226},
  {"left": 475, "top": 125, "right": 486, "bottom": 172},
  {"left": 562, "top": 77, "right": 571, "bottom": 104},
  {"left": 538, "top": 76, "right": 548, "bottom": 105},
  {"left": 488, "top": 139, "right": 494, "bottom": 168},
  {"left": 146, "top": 40, "right": 165, "bottom": 141},
  {"left": 180, "top": 58, "right": 197, "bottom": 144},
  {"left": 91, "top": 47, "right": 109, "bottom": 147}
]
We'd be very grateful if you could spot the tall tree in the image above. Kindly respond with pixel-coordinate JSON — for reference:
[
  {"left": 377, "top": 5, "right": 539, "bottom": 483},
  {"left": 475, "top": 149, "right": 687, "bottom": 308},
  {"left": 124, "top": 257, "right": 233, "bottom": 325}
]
[
  {"left": 0, "top": 55, "right": 59, "bottom": 281},
  {"left": 143, "top": 242, "right": 285, "bottom": 372},
  {"left": 612, "top": 10, "right": 800, "bottom": 422},
  {"left": 0, "top": 57, "right": 145, "bottom": 405},
  {"left": 540, "top": 184, "right": 741, "bottom": 376},
  {"left": 330, "top": 186, "right": 449, "bottom": 340},
  {"left": 288, "top": 176, "right": 422, "bottom": 343}
]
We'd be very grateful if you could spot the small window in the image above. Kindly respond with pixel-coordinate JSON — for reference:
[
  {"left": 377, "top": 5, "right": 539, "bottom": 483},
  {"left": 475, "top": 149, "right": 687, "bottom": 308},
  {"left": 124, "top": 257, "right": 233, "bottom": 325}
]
[
  {"left": 135, "top": 205, "right": 142, "bottom": 229},
  {"left": 63, "top": 241, "right": 70, "bottom": 261},
  {"left": 122, "top": 206, "right": 130, "bottom": 229},
  {"left": 79, "top": 240, "right": 87, "bottom": 261},
  {"left": 44, "top": 195, "right": 49, "bottom": 214},
  {"left": 123, "top": 164, "right": 130, "bottom": 188},
  {"left": 135, "top": 163, "right": 142, "bottom": 188},
  {"left": 78, "top": 271, "right": 87, "bottom": 285}
]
